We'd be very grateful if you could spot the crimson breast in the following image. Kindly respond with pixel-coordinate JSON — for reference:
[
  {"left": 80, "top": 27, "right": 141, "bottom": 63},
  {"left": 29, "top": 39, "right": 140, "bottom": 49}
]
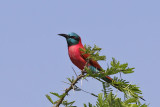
[{"left": 68, "top": 44, "right": 86, "bottom": 70}]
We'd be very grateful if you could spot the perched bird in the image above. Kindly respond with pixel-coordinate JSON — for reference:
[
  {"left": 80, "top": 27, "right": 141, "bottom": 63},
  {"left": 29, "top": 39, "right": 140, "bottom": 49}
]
[
  {"left": 58, "top": 33, "right": 146, "bottom": 101},
  {"left": 58, "top": 32, "right": 113, "bottom": 83}
]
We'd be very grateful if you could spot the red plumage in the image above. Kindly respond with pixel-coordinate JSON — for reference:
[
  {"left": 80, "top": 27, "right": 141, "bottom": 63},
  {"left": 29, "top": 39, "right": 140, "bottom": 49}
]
[{"left": 68, "top": 38, "right": 112, "bottom": 83}]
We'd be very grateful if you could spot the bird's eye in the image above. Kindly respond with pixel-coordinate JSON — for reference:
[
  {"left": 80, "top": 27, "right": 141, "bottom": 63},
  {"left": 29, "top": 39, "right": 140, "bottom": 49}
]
[
  {"left": 71, "top": 36, "right": 76, "bottom": 39},
  {"left": 70, "top": 36, "right": 79, "bottom": 41}
]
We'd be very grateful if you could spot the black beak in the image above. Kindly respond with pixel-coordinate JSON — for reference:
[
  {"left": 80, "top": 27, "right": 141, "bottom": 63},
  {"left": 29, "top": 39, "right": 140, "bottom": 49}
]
[{"left": 58, "top": 34, "right": 69, "bottom": 38}]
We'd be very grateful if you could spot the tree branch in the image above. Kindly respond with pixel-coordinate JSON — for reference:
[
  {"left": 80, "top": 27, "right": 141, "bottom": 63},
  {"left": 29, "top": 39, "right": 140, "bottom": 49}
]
[{"left": 55, "top": 73, "right": 85, "bottom": 107}]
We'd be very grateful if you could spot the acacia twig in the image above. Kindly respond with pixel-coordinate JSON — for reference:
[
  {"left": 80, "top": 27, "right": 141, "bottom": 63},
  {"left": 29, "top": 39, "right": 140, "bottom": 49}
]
[
  {"left": 55, "top": 61, "right": 90, "bottom": 107},
  {"left": 55, "top": 73, "right": 85, "bottom": 107}
]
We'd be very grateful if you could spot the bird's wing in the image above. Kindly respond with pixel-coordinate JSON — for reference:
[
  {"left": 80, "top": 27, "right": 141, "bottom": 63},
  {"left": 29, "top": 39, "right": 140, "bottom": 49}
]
[
  {"left": 80, "top": 47, "right": 113, "bottom": 83},
  {"left": 80, "top": 48, "right": 102, "bottom": 70}
]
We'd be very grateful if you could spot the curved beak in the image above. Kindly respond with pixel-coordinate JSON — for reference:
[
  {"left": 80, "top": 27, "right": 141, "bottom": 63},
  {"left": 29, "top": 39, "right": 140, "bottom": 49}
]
[{"left": 58, "top": 34, "right": 69, "bottom": 39}]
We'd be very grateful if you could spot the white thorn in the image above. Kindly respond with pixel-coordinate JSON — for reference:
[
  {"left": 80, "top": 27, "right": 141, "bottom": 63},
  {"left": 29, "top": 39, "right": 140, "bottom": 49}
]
[
  {"left": 72, "top": 85, "right": 75, "bottom": 94},
  {"left": 81, "top": 78, "right": 83, "bottom": 86}
]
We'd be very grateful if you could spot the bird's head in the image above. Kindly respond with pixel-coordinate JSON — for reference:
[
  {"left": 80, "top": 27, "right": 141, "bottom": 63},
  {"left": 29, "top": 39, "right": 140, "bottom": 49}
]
[{"left": 58, "top": 32, "right": 81, "bottom": 46}]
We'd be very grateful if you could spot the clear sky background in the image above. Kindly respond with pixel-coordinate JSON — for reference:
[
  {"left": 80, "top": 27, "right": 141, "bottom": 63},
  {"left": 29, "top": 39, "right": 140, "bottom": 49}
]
[{"left": 0, "top": 0, "right": 160, "bottom": 107}]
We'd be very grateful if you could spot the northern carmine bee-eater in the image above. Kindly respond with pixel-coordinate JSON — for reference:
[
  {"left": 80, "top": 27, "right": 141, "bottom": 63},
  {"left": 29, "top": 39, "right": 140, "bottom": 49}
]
[
  {"left": 58, "top": 32, "right": 146, "bottom": 101},
  {"left": 58, "top": 32, "right": 113, "bottom": 83}
]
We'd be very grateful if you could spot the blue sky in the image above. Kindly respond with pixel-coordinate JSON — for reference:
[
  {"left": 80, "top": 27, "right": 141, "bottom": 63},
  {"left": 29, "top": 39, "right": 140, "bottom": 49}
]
[{"left": 0, "top": 0, "right": 160, "bottom": 107}]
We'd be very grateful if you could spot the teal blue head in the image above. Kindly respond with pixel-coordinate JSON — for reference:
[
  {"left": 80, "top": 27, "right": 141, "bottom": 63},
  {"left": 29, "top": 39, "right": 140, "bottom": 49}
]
[{"left": 58, "top": 32, "right": 80, "bottom": 46}]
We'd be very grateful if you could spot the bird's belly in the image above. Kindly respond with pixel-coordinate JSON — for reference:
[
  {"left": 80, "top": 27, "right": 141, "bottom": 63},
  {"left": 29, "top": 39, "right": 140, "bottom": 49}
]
[{"left": 68, "top": 46, "right": 86, "bottom": 70}]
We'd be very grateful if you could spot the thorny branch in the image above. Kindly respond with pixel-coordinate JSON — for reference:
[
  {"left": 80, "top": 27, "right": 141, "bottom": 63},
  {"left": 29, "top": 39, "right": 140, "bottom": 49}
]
[
  {"left": 47, "top": 45, "right": 146, "bottom": 107},
  {"left": 55, "top": 60, "right": 90, "bottom": 107},
  {"left": 55, "top": 72, "right": 86, "bottom": 107}
]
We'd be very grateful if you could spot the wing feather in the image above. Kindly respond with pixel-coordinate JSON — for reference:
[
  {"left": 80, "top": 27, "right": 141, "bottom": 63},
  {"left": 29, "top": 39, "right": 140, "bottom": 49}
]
[{"left": 80, "top": 48, "right": 102, "bottom": 70}]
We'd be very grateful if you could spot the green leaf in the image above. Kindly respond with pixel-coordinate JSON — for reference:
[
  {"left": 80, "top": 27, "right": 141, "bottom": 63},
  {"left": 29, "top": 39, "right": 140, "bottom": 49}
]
[
  {"left": 80, "top": 44, "right": 106, "bottom": 61},
  {"left": 67, "top": 76, "right": 75, "bottom": 83},
  {"left": 105, "top": 57, "right": 135, "bottom": 75},
  {"left": 45, "top": 94, "right": 54, "bottom": 104},
  {"left": 84, "top": 104, "right": 87, "bottom": 107},
  {"left": 62, "top": 100, "right": 76, "bottom": 107},
  {"left": 50, "top": 92, "right": 61, "bottom": 98},
  {"left": 124, "top": 97, "right": 138, "bottom": 104}
]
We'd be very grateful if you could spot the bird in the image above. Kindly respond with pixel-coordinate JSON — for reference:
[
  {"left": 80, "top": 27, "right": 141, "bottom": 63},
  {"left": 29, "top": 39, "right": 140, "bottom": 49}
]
[
  {"left": 58, "top": 32, "right": 147, "bottom": 101},
  {"left": 58, "top": 32, "right": 113, "bottom": 83}
]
